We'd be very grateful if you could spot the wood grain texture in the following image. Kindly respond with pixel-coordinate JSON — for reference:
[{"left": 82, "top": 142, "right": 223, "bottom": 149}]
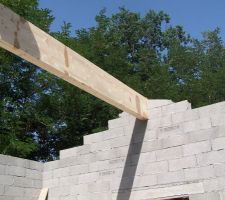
[{"left": 0, "top": 4, "right": 149, "bottom": 120}]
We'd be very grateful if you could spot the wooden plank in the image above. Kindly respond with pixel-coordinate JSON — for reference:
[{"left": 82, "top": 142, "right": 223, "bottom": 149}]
[
  {"left": 38, "top": 188, "right": 48, "bottom": 200},
  {"left": 0, "top": 4, "right": 149, "bottom": 120}
]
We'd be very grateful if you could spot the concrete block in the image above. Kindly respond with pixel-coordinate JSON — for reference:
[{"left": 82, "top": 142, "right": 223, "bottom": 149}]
[
  {"left": 43, "top": 160, "right": 59, "bottom": 171},
  {"left": 141, "top": 139, "right": 162, "bottom": 153},
  {"left": 212, "top": 137, "right": 225, "bottom": 150},
  {"left": 14, "top": 177, "right": 33, "bottom": 187},
  {"left": 26, "top": 169, "right": 42, "bottom": 180},
  {"left": 203, "top": 178, "right": 219, "bottom": 192},
  {"left": 0, "top": 165, "right": 5, "bottom": 175},
  {"left": 183, "top": 141, "right": 211, "bottom": 156},
  {"left": 60, "top": 147, "right": 77, "bottom": 159},
  {"left": 162, "top": 134, "right": 188, "bottom": 148},
  {"left": 90, "top": 140, "right": 111, "bottom": 152},
  {"left": 32, "top": 179, "right": 42, "bottom": 188},
  {"left": 156, "top": 146, "right": 183, "bottom": 161},
  {"left": 42, "top": 171, "right": 53, "bottom": 180},
  {"left": 214, "top": 163, "right": 225, "bottom": 177},
  {"left": 103, "top": 127, "right": 124, "bottom": 140},
  {"left": 172, "top": 111, "right": 184, "bottom": 124},
  {"left": 0, "top": 185, "right": 4, "bottom": 195},
  {"left": 189, "top": 192, "right": 220, "bottom": 200},
  {"left": 131, "top": 151, "right": 156, "bottom": 165},
  {"left": 184, "top": 165, "right": 215, "bottom": 181},
  {"left": 184, "top": 109, "right": 199, "bottom": 122},
  {"left": 162, "top": 100, "right": 191, "bottom": 115},
  {"left": 4, "top": 186, "right": 24, "bottom": 197},
  {"left": 6, "top": 166, "right": 25, "bottom": 177},
  {"left": 59, "top": 176, "right": 78, "bottom": 186},
  {"left": 217, "top": 177, "right": 225, "bottom": 190},
  {"left": 160, "top": 114, "right": 172, "bottom": 127},
  {"left": 70, "top": 164, "right": 89, "bottom": 175},
  {"left": 157, "top": 170, "right": 184, "bottom": 184},
  {"left": 183, "top": 117, "right": 211, "bottom": 133},
  {"left": 197, "top": 150, "right": 225, "bottom": 166},
  {"left": 53, "top": 167, "right": 70, "bottom": 178},
  {"left": 211, "top": 113, "right": 225, "bottom": 127},
  {"left": 188, "top": 127, "right": 217, "bottom": 143},
  {"left": 42, "top": 178, "right": 59, "bottom": 188},
  {"left": 70, "top": 184, "right": 88, "bottom": 195},
  {"left": 146, "top": 118, "right": 161, "bottom": 130},
  {"left": 88, "top": 181, "right": 110, "bottom": 193},
  {"left": 133, "top": 174, "right": 157, "bottom": 188},
  {"left": 108, "top": 117, "right": 128, "bottom": 129},
  {"left": 83, "top": 132, "right": 104, "bottom": 144},
  {"left": 28, "top": 160, "right": 43, "bottom": 171},
  {"left": 0, "top": 175, "right": 13, "bottom": 185},
  {"left": 143, "top": 161, "right": 168, "bottom": 175},
  {"left": 169, "top": 156, "right": 196, "bottom": 171},
  {"left": 148, "top": 107, "right": 162, "bottom": 118},
  {"left": 78, "top": 172, "right": 98, "bottom": 184},
  {"left": 157, "top": 124, "right": 183, "bottom": 138}
]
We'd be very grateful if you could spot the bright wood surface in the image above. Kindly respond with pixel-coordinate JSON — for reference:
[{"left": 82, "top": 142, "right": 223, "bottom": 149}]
[
  {"left": 0, "top": 4, "right": 149, "bottom": 120},
  {"left": 38, "top": 188, "right": 48, "bottom": 200}
]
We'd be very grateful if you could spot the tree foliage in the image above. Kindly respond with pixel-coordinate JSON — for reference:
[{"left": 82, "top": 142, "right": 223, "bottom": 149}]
[{"left": 0, "top": 1, "right": 225, "bottom": 161}]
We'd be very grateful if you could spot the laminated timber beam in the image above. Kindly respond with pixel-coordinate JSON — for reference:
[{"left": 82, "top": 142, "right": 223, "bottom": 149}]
[{"left": 0, "top": 4, "right": 149, "bottom": 120}]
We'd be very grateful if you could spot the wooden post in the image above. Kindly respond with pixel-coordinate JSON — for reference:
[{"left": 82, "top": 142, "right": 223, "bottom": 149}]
[
  {"left": 38, "top": 188, "right": 48, "bottom": 200},
  {"left": 0, "top": 4, "right": 149, "bottom": 120}
]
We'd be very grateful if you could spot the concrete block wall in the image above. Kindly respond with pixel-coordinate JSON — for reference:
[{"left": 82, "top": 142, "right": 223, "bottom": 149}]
[
  {"left": 0, "top": 154, "right": 43, "bottom": 200},
  {"left": 2, "top": 99, "right": 225, "bottom": 199}
]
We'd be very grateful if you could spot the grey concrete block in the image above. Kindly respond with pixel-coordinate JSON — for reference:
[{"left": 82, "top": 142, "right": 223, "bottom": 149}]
[
  {"left": 183, "top": 141, "right": 211, "bottom": 156},
  {"left": 183, "top": 117, "right": 211, "bottom": 133},
  {"left": 197, "top": 150, "right": 225, "bottom": 166},
  {"left": 88, "top": 181, "right": 110, "bottom": 193},
  {"left": 26, "top": 169, "right": 42, "bottom": 180},
  {"left": 161, "top": 100, "right": 191, "bottom": 115},
  {"left": 4, "top": 186, "right": 24, "bottom": 197},
  {"left": 161, "top": 134, "right": 188, "bottom": 148},
  {"left": 160, "top": 114, "right": 172, "bottom": 127},
  {"left": 214, "top": 163, "right": 225, "bottom": 177},
  {"left": 212, "top": 137, "right": 225, "bottom": 150},
  {"left": 211, "top": 113, "right": 225, "bottom": 127},
  {"left": 189, "top": 192, "right": 220, "bottom": 200},
  {"left": 0, "top": 175, "right": 13, "bottom": 185},
  {"left": 0, "top": 185, "right": 4, "bottom": 195},
  {"left": 169, "top": 156, "right": 196, "bottom": 171},
  {"left": 157, "top": 170, "right": 184, "bottom": 184},
  {"left": 6, "top": 166, "right": 25, "bottom": 177},
  {"left": 157, "top": 124, "right": 183, "bottom": 138},
  {"left": 53, "top": 167, "right": 70, "bottom": 178},
  {"left": 156, "top": 146, "right": 183, "bottom": 161},
  {"left": 108, "top": 117, "right": 128, "bottom": 129},
  {"left": 0, "top": 165, "right": 5, "bottom": 175},
  {"left": 43, "top": 160, "right": 59, "bottom": 171},
  {"left": 59, "top": 176, "right": 78, "bottom": 186},
  {"left": 143, "top": 161, "right": 168, "bottom": 175},
  {"left": 203, "top": 179, "right": 219, "bottom": 193},
  {"left": 70, "top": 164, "right": 89, "bottom": 175},
  {"left": 78, "top": 172, "right": 98, "bottom": 184},
  {"left": 184, "top": 165, "right": 215, "bottom": 181},
  {"left": 14, "top": 177, "right": 33, "bottom": 187}
]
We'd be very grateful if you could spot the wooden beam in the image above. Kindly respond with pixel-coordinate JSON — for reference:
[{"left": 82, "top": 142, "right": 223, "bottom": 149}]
[
  {"left": 38, "top": 188, "right": 48, "bottom": 200},
  {"left": 0, "top": 4, "right": 149, "bottom": 120}
]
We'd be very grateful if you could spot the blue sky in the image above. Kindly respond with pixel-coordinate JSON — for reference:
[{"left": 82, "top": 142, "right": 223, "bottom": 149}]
[{"left": 39, "top": 0, "right": 225, "bottom": 40}]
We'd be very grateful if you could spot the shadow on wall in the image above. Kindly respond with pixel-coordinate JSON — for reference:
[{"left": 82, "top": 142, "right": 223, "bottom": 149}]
[
  {"left": 116, "top": 119, "right": 147, "bottom": 200},
  {"left": 0, "top": 4, "right": 40, "bottom": 65}
]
